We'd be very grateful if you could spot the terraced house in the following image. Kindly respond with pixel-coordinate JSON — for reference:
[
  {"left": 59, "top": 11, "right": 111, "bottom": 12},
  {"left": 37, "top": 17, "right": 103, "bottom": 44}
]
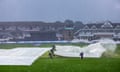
[
  {"left": 0, "top": 21, "right": 120, "bottom": 42},
  {"left": 0, "top": 21, "right": 74, "bottom": 41},
  {"left": 75, "top": 21, "right": 120, "bottom": 41}
]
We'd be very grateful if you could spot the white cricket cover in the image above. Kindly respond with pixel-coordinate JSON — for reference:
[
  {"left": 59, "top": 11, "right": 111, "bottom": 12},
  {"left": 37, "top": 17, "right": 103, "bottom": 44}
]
[
  {"left": 55, "top": 43, "right": 105, "bottom": 58},
  {"left": 0, "top": 48, "right": 51, "bottom": 66}
]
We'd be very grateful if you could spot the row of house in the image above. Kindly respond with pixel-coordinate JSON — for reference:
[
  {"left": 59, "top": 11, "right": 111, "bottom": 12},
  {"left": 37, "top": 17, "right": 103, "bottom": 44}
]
[
  {"left": 0, "top": 22, "right": 73, "bottom": 41},
  {"left": 0, "top": 21, "right": 120, "bottom": 42},
  {"left": 75, "top": 21, "right": 120, "bottom": 41}
]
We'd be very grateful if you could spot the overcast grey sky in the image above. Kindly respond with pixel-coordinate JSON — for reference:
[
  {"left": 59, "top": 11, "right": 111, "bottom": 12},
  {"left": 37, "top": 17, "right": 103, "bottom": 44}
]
[{"left": 0, "top": 0, "right": 120, "bottom": 23}]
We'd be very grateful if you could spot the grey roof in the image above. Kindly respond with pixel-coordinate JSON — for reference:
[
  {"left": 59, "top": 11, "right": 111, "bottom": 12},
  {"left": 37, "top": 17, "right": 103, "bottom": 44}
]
[{"left": 82, "top": 23, "right": 120, "bottom": 29}]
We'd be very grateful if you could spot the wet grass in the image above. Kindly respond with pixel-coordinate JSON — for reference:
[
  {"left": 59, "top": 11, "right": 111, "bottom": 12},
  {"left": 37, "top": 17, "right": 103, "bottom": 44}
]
[{"left": 0, "top": 57, "right": 120, "bottom": 72}]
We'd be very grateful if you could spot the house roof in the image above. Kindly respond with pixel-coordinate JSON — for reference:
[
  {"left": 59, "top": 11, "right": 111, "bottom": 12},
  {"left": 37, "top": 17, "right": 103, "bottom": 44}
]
[{"left": 82, "top": 22, "right": 120, "bottom": 29}]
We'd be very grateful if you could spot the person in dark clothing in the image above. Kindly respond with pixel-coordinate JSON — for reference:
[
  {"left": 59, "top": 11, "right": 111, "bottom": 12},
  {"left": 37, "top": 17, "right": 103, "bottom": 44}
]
[
  {"left": 50, "top": 49, "right": 54, "bottom": 54},
  {"left": 52, "top": 45, "right": 56, "bottom": 51},
  {"left": 49, "top": 51, "right": 53, "bottom": 59},
  {"left": 50, "top": 45, "right": 56, "bottom": 56},
  {"left": 50, "top": 49, "right": 55, "bottom": 56},
  {"left": 80, "top": 52, "right": 84, "bottom": 59}
]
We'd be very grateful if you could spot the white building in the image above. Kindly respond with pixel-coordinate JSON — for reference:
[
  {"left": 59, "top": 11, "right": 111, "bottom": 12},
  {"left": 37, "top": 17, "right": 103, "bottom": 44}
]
[{"left": 75, "top": 21, "right": 120, "bottom": 41}]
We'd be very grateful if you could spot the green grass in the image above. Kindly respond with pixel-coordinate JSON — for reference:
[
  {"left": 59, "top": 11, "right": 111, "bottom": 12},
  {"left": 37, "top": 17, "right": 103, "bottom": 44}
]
[
  {"left": 31, "top": 58, "right": 120, "bottom": 72},
  {"left": 0, "top": 57, "right": 120, "bottom": 72},
  {"left": 0, "top": 43, "right": 87, "bottom": 49},
  {"left": 0, "top": 43, "right": 120, "bottom": 72},
  {"left": 0, "top": 44, "right": 35, "bottom": 49}
]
